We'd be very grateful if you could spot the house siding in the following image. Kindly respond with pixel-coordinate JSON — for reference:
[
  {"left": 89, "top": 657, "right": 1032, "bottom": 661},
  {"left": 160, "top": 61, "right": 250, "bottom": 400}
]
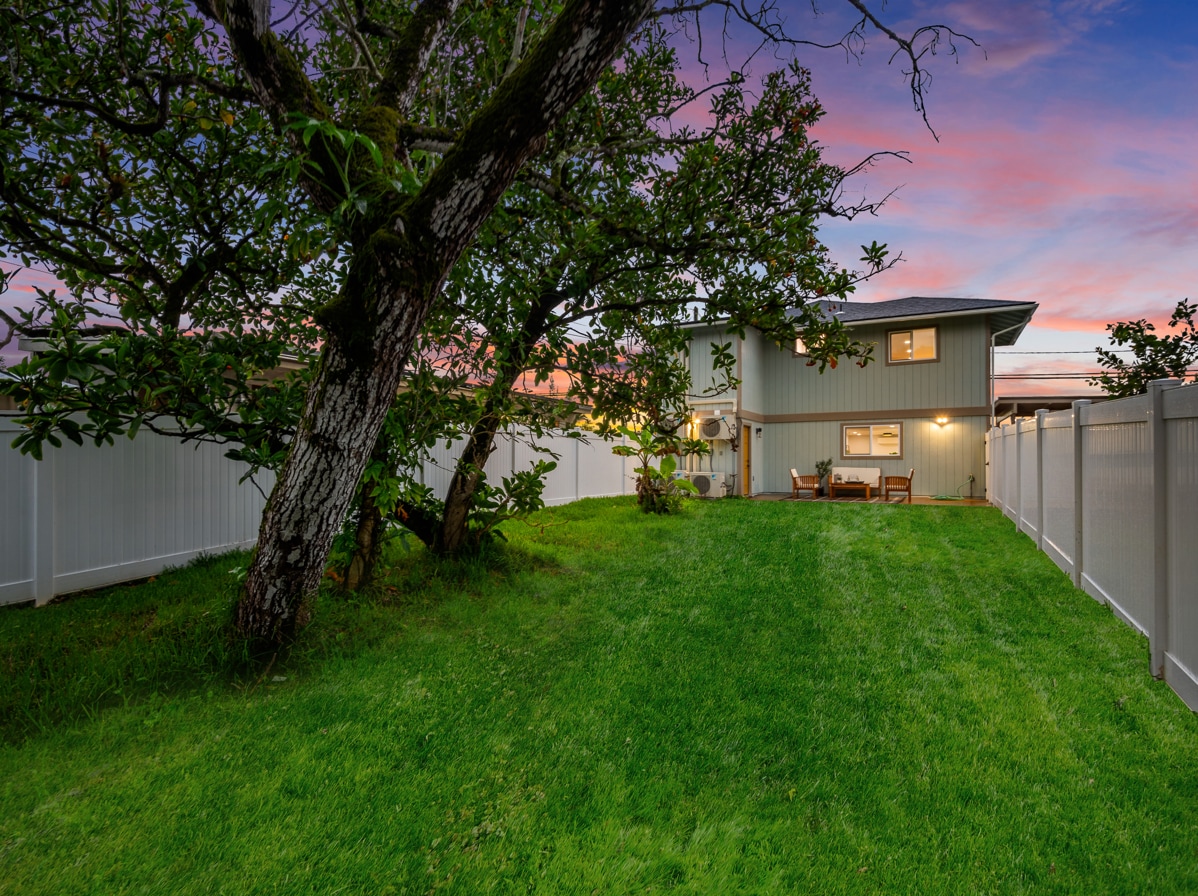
[
  {"left": 686, "top": 326, "right": 737, "bottom": 407},
  {"left": 759, "top": 317, "right": 989, "bottom": 415},
  {"left": 763, "top": 416, "right": 988, "bottom": 498},
  {"left": 738, "top": 328, "right": 769, "bottom": 417},
  {"left": 684, "top": 312, "right": 998, "bottom": 498}
]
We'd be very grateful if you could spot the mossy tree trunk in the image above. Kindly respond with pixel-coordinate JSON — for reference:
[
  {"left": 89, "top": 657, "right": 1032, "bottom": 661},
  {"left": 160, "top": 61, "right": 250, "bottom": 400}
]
[{"left": 216, "top": 0, "right": 654, "bottom": 643}]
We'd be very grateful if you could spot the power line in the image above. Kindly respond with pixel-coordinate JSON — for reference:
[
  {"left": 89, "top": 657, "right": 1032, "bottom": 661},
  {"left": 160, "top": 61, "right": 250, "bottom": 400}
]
[
  {"left": 998, "top": 349, "right": 1134, "bottom": 354},
  {"left": 994, "top": 371, "right": 1198, "bottom": 380}
]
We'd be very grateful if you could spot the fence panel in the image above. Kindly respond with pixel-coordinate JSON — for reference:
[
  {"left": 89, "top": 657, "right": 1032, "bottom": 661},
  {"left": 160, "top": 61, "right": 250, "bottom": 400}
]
[
  {"left": 1, "top": 416, "right": 272, "bottom": 605},
  {"left": 1002, "top": 424, "right": 1018, "bottom": 522},
  {"left": 3, "top": 418, "right": 636, "bottom": 605},
  {"left": 1079, "top": 398, "right": 1155, "bottom": 636},
  {"left": 0, "top": 420, "right": 37, "bottom": 603},
  {"left": 515, "top": 433, "right": 578, "bottom": 506},
  {"left": 986, "top": 429, "right": 1001, "bottom": 513},
  {"left": 1016, "top": 418, "right": 1040, "bottom": 542},
  {"left": 989, "top": 382, "right": 1198, "bottom": 711},
  {"left": 1164, "top": 387, "right": 1198, "bottom": 707},
  {"left": 423, "top": 437, "right": 464, "bottom": 501},
  {"left": 579, "top": 435, "right": 631, "bottom": 498},
  {"left": 1039, "top": 410, "right": 1076, "bottom": 579}
]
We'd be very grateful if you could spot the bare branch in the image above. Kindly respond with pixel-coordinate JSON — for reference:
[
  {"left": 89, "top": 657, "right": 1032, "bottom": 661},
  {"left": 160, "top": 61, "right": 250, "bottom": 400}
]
[
  {"left": 841, "top": 0, "right": 983, "bottom": 139},
  {"left": 503, "top": 2, "right": 531, "bottom": 80},
  {"left": 332, "top": 0, "right": 383, "bottom": 81},
  {"left": 655, "top": 0, "right": 981, "bottom": 139}
]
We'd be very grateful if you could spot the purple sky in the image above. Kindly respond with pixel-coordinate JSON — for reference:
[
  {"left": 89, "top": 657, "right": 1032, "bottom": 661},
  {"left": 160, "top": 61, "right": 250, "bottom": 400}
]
[
  {"left": 784, "top": 0, "right": 1198, "bottom": 393},
  {"left": 4, "top": 1, "right": 1196, "bottom": 395}
]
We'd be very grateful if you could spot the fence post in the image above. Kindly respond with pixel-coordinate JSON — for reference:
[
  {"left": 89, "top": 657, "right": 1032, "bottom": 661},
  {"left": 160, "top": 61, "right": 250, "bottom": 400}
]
[
  {"left": 1034, "top": 409, "right": 1047, "bottom": 550},
  {"left": 33, "top": 448, "right": 56, "bottom": 605},
  {"left": 1149, "top": 379, "right": 1180, "bottom": 679},
  {"left": 1071, "top": 399, "right": 1090, "bottom": 590},
  {"left": 1013, "top": 419, "right": 1022, "bottom": 531}
]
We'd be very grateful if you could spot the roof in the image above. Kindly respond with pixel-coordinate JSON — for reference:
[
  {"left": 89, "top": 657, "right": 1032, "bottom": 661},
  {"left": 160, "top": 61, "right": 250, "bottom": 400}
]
[
  {"left": 794, "top": 296, "right": 1039, "bottom": 346},
  {"left": 992, "top": 394, "right": 1109, "bottom": 424}
]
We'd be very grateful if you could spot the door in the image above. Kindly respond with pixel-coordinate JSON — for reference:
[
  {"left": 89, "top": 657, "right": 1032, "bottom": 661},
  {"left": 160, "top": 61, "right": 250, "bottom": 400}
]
[{"left": 742, "top": 425, "right": 752, "bottom": 496}]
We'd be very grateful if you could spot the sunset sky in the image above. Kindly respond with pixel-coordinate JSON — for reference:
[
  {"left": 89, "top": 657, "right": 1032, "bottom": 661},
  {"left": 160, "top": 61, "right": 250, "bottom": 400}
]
[
  {"left": 3, "top": 1, "right": 1196, "bottom": 395},
  {"left": 784, "top": 0, "right": 1198, "bottom": 394}
]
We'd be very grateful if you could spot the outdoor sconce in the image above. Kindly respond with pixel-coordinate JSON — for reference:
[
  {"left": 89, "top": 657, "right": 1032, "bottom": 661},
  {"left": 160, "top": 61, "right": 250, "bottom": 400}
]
[
  {"left": 755, "top": 427, "right": 763, "bottom": 438},
  {"left": 935, "top": 415, "right": 949, "bottom": 426}
]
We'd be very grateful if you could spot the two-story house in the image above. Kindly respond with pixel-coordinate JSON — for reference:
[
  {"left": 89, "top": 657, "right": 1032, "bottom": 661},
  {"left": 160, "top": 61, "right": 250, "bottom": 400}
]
[{"left": 682, "top": 297, "right": 1038, "bottom": 499}]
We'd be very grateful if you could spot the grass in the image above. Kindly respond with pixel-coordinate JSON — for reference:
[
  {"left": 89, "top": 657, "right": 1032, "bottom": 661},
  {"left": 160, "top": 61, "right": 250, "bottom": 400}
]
[{"left": 1, "top": 497, "right": 1196, "bottom": 894}]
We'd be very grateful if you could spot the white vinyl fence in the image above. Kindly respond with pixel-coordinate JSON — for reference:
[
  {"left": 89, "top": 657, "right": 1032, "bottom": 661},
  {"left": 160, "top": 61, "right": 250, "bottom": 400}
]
[
  {"left": 1, "top": 417, "right": 635, "bottom": 607},
  {"left": 987, "top": 379, "right": 1198, "bottom": 711}
]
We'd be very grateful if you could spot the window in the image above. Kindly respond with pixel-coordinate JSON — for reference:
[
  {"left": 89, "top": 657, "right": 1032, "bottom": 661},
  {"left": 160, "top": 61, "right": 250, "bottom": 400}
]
[
  {"left": 843, "top": 423, "right": 902, "bottom": 458},
  {"left": 888, "top": 326, "right": 938, "bottom": 363}
]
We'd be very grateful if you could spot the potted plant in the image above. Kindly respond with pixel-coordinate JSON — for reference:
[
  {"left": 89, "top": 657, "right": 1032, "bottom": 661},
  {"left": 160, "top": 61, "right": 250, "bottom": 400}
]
[{"left": 815, "top": 458, "right": 833, "bottom": 496}]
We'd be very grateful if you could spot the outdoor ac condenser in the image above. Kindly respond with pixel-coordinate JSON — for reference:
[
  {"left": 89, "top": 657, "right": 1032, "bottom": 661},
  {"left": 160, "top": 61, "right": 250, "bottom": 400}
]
[
  {"left": 697, "top": 416, "right": 735, "bottom": 441},
  {"left": 689, "top": 471, "right": 726, "bottom": 497}
]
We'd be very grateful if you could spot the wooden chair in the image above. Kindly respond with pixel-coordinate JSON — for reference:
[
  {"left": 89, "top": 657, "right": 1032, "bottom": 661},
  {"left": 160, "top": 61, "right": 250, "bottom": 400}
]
[
  {"left": 790, "top": 468, "right": 820, "bottom": 499},
  {"left": 884, "top": 468, "right": 915, "bottom": 503}
]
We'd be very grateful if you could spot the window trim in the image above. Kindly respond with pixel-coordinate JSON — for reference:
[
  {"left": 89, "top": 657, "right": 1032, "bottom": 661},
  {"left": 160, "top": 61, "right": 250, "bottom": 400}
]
[
  {"left": 886, "top": 326, "right": 939, "bottom": 365},
  {"left": 841, "top": 422, "right": 904, "bottom": 459}
]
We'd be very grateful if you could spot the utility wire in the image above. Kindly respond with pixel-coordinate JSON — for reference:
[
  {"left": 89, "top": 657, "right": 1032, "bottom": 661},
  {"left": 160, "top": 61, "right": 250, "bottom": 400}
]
[{"left": 998, "top": 349, "right": 1134, "bottom": 354}]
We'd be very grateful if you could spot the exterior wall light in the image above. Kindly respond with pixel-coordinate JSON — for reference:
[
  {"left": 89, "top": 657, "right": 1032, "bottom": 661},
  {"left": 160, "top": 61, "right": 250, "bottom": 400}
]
[{"left": 935, "top": 415, "right": 949, "bottom": 426}]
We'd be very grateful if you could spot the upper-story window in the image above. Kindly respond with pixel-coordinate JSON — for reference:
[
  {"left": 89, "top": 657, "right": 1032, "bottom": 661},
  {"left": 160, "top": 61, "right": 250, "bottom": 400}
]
[{"left": 888, "top": 326, "right": 938, "bottom": 363}]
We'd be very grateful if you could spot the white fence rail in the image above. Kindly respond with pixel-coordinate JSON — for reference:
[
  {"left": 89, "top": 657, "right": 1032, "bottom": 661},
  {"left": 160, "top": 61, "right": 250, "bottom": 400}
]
[
  {"left": 987, "top": 380, "right": 1198, "bottom": 711},
  {"left": 1, "top": 418, "right": 635, "bottom": 607}
]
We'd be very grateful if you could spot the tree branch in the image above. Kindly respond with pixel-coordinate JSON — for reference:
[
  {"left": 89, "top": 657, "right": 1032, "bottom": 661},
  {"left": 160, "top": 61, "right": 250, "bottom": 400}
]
[{"left": 373, "top": 0, "right": 461, "bottom": 114}]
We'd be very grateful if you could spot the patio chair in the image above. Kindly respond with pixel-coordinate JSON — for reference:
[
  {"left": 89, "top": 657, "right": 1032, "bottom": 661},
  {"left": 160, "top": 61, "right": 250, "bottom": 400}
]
[
  {"left": 790, "top": 468, "right": 820, "bottom": 499},
  {"left": 884, "top": 468, "right": 915, "bottom": 503}
]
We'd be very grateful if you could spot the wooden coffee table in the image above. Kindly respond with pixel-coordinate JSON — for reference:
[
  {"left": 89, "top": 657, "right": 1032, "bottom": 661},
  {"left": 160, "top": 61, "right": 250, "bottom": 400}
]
[{"left": 829, "top": 480, "right": 872, "bottom": 499}]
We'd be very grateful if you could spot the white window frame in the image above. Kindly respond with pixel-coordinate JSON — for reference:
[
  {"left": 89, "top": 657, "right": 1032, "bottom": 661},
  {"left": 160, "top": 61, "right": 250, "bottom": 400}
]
[{"left": 842, "top": 422, "right": 903, "bottom": 458}]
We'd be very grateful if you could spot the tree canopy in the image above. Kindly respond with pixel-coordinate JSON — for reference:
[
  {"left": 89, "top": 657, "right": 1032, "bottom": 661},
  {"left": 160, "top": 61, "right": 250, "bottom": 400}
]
[
  {"left": 1, "top": 0, "right": 975, "bottom": 644},
  {"left": 1090, "top": 299, "right": 1198, "bottom": 397}
]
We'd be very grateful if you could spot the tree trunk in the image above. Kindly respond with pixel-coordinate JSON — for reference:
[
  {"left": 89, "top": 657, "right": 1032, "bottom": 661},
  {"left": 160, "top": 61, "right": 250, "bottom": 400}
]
[
  {"left": 433, "top": 286, "right": 562, "bottom": 555},
  {"left": 345, "top": 480, "right": 384, "bottom": 593},
  {"left": 230, "top": 0, "right": 656, "bottom": 644},
  {"left": 234, "top": 274, "right": 423, "bottom": 642},
  {"left": 435, "top": 413, "right": 502, "bottom": 555}
]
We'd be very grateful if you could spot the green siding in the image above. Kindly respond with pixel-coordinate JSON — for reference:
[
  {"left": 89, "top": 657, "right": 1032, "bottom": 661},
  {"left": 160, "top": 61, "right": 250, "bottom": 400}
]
[
  {"left": 684, "top": 314, "right": 994, "bottom": 497},
  {"left": 686, "top": 326, "right": 736, "bottom": 403},
  {"left": 739, "top": 329, "right": 768, "bottom": 416},
  {"left": 761, "top": 416, "right": 989, "bottom": 498},
  {"left": 762, "top": 317, "right": 990, "bottom": 414}
]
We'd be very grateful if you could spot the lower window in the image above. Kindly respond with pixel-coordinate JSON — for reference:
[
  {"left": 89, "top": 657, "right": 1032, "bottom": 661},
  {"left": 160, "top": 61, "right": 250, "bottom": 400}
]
[{"left": 843, "top": 423, "right": 902, "bottom": 457}]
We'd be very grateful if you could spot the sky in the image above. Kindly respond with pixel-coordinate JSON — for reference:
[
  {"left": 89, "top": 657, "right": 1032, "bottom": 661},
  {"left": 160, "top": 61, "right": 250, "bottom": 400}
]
[
  {"left": 772, "top": 0, "right": 1198, "bottom": 394},
  {"left": 3, "top": 1, "right": 1196, "bottom": 395}
]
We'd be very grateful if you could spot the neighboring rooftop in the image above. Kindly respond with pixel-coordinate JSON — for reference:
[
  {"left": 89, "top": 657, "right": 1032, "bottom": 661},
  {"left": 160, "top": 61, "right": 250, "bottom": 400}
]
[{"left": 992, "top": 394, "right": 1109, "bottom": 426}]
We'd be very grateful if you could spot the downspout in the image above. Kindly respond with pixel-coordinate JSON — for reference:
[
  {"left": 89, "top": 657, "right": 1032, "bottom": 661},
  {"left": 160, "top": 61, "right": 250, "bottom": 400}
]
[{"left": 990, "top": 321, "right": 1026, "bottom": 427}]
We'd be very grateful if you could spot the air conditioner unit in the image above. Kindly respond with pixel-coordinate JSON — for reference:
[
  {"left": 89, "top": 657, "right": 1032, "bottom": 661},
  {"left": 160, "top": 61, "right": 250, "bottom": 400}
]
[
  {"left": 697, "top": 415, "right": 735, "bottom": 441},
  {"left": 688, "top": 471, "right": 727, "bottom": 497}
]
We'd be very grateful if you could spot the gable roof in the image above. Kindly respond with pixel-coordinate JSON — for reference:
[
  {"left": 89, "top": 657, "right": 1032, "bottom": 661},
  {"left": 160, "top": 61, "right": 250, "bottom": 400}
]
[{"left": 797, "top": 296, "right": 1038, "bottom": 346}]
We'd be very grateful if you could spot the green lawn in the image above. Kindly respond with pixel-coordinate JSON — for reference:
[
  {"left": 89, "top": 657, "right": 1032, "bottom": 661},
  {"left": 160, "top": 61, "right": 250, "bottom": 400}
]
[{"left": 2, "top": 498, "right": 1196, "bottom": 894}]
